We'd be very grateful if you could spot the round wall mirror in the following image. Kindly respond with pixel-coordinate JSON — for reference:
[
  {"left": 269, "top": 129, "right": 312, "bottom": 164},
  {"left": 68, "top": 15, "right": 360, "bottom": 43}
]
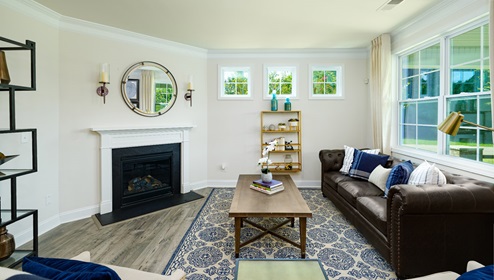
[{"left": 121, "top": 61, "right": 178, "bottom": 117}]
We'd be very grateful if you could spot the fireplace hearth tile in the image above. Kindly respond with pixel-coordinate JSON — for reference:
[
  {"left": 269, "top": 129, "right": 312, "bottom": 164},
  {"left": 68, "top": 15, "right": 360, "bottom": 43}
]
[{"left": 94, "top": 191, "right": 203, "bottom": 226}]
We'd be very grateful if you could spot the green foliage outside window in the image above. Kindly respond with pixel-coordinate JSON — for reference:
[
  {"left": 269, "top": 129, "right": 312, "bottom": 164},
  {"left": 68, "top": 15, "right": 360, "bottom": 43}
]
[
  {"left": 313, "top": 70, "right": 337, "bottom": 95},
  {"left": 155, "top": 83, "right": 173, "bottom": 112},
  {"left": 268, "top": 70, "right": 293, "bottom": 95},
  {"left": 224, "top": 70, "right": 249, "bottom": 96}
]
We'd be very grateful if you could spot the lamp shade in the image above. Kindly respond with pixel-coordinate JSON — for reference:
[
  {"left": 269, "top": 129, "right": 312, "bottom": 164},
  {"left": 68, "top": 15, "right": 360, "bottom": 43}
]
[
  {"left": 0, "top": 51, "right": 10, "bottom": 85},
  {"left": 438, "top": 112, "right": 463, "bottom": 136}
]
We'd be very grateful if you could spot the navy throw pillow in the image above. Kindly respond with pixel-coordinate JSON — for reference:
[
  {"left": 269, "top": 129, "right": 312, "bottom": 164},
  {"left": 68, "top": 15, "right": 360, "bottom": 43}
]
[
  {"left": 348, "top": 149, "right": 389, "bottom": 180},
  {"left": 22, "top": 256, "right": 121, "bottom": 280},
  {"left": 457, "top": 265, "right": 493, "bottom": 280},
  {"left": 384, "top": 160, "right": 414, "bottom": 197}
]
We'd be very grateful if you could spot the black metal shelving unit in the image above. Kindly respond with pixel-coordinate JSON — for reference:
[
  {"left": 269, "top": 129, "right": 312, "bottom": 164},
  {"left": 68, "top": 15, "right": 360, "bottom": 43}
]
[{"left": 0, "top": 36, "right": 39, "bottom": 268}]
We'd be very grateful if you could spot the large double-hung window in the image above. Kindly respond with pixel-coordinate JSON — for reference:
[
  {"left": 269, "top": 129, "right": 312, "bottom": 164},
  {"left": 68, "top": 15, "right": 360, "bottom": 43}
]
[{"left": 398, "top": 22, "right": 493, "bottom": 165}]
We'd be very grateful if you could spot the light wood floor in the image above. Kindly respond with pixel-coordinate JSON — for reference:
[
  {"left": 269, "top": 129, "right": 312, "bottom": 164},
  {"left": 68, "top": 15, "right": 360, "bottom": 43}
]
[{"left": 27, "top": 188, "right": 212, "bottom": 274}]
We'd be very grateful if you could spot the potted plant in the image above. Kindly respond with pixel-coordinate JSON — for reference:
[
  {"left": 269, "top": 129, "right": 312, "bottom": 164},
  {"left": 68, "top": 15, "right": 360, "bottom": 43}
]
[
  {"left": 278, "top": 122, "right": 287, "bottom": 131},
  {"left": 288, "top": 118, "right": 299, "bottom": 130},
  {"left": 258, "top": 139, "right": 277, "bottom": 182}
]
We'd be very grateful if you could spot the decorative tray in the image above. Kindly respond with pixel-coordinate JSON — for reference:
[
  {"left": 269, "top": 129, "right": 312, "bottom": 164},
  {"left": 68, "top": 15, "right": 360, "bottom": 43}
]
[{"left": 0, "top": 155, "right": 19, "bottom": 166}]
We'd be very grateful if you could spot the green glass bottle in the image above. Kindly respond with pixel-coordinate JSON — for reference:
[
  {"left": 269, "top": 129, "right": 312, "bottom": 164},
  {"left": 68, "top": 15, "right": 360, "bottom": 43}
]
[
  {"left": 271, "top": 93, "right": 278, "bottom": 111},
  {"left": 284, "top": 97, "right": 291, "bottom": 111}
]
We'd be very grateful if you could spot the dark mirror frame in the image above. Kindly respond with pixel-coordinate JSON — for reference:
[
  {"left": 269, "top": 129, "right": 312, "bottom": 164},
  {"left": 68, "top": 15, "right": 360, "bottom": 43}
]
[{"left": 121, "top": 61, "right": 178, "bottom": 117}]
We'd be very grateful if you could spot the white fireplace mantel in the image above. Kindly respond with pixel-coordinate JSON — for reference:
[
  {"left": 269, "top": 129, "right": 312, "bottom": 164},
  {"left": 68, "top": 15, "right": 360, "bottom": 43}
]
[{"left": 92, "top": 125, "right": 195, "bottom": 214}]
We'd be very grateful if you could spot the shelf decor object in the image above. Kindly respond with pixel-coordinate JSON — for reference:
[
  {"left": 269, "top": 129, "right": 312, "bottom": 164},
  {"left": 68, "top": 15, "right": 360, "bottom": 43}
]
[
  {"left": 0, "top": 226, "right": 15, "bottom": 261},
  {"left": 0, "top": 155, "right": 19, "bottom": 166},
  {"left": 0, "top": 50, "right": 10, "bottom": 84}
]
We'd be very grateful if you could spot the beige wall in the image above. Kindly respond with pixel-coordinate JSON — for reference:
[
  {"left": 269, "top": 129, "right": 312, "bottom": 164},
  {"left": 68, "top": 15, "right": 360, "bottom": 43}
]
[
  {"left": 207, "top": 53, "right": 372, "bottom": 186},
  {"left": 56, "top": 29, "right": 208, "bottom": 216},
  {"left": 0, "top": 4, "right": 60, "bottom": 239}
]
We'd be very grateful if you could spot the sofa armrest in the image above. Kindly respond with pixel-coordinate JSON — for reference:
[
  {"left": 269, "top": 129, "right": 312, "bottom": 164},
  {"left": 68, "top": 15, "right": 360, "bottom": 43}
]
[
  {"left": 387, "top": 183, "right": 494, "bottom": 215},
  {"left": 319, "top": 149, "right": 345, "bottom": 173},
  {"left": 387, "top": 184, "right": 494, "bottom": 278},
  {"left": 71, "top": 251, "right": 186, "bottom": 280}
]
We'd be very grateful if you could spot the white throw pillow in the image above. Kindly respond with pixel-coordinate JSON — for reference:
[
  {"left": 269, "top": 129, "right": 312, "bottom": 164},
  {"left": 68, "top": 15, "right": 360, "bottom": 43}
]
[
  {"left": 368, "top": 165, "right": 391, "bottom": 192},
  {"left": 408, "top": 161, "right": 447, "bottom": 185},
  {"left": 340, "top": 145, "right": 380, "bottom": 174}
]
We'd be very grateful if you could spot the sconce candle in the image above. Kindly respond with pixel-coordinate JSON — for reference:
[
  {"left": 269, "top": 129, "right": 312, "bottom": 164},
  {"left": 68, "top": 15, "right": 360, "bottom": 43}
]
[
  {"left": 96, "top": 63, "right": 110, "bottom": 104},
  {"left": 99, "top": 63, "right": 110, "bottom": 83},
  {"left": 184, "top": 75, "right": 194, "bottom": 107}
]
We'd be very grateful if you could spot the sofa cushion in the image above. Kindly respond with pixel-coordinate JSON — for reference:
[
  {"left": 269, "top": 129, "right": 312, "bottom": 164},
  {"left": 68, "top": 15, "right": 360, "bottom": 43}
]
[
  {"left": 22, "top": 257, "right": 121, "bottom": 280},
  {"left": 323, "top": 171, "right": 354, "bottom": 191},
  {"left": 338, "top": 180, "right": 383, "bottom": 207},
  {"left": 408, "top": 161, "right": 446, "bottom": 185},
  {"left": 356, "top": 196, "right": 387, "bottom": 235},
  {"left": 348, "top": 150, "right": 389, "bottom": 180},
  {"left": 340, "top": 146, "right": 379, "bottom": 174},
  {"left": 384, "top": 160, "right": 414, "bottom": 197}
]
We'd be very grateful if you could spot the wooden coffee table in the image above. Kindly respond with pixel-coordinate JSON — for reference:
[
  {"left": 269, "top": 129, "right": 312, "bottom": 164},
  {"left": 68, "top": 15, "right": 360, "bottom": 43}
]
[{"left": 229, "top": 174, "right": 312, "bottom": 258}]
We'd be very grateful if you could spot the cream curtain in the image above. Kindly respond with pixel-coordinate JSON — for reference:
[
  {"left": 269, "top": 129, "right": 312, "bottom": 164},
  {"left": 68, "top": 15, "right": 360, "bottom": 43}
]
[
  {"left": 370, "top": 34, "right": 392, "bottom": 154},
  {"left": 141, "top": 70, "right": 155, "bottom": 113},
  {"left": 490, "top": 0, "right": 494, "bottom": 138}
]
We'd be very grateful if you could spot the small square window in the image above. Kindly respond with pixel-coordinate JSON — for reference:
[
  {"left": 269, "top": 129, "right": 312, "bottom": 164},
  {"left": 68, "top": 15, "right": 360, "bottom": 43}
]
[
  {"left": 309, "top": 65, "right": 344, "bottom": 99},
  {"left": 264, "top": 66, "right": 297, "bottom": 99},
  {"left": 218, "top": 66, "right": 252, "bottom": 100}
]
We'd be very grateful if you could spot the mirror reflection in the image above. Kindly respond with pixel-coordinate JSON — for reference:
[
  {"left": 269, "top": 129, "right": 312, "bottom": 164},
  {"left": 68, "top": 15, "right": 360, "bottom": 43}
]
[{"left": 121, "top": 61, "right": 177, "bottom": 117}]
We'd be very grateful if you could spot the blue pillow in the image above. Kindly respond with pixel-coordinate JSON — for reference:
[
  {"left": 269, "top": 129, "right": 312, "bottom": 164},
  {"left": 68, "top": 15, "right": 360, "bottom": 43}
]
[
  {"left": 457, "top": 265, "right": 493, "bottom": 280},
  {"left": 384, "top": 160, "right": 414, "bottom": 197},
  {"left": 348, "top": 149, "right": 389, "bottom": 180},
  {"left": 22, "top": 256, "right": 121, "bottom": 280}
]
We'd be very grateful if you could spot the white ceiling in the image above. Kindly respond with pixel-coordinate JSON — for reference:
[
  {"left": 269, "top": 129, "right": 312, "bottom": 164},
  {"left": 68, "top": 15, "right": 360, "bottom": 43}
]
[{"left": 32, "top": 0, "right": 444, "bottom": 50}]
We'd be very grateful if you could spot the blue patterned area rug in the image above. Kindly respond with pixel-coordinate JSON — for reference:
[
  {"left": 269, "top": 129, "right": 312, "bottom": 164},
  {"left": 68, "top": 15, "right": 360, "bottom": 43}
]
[{"left": 163, "top": 188, "right": 397, "bottom": 280}]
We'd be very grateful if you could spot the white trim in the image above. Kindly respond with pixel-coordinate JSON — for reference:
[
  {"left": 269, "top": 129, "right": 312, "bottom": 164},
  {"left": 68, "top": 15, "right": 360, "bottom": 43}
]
[
  {"left": 217, "top": 66, "right": 253, "bottom": 100},
  {"left": 392, "top": 146, "right": 494, "bottom": 182},
  {"left": 208, "top": 48, "right": 368, "bottom": 59},
  {"left": 91, "top": 125, "right": 195, "bottom": 215},
  {"left": 309, "top": 64, "right": 344, "bottom": 100}
]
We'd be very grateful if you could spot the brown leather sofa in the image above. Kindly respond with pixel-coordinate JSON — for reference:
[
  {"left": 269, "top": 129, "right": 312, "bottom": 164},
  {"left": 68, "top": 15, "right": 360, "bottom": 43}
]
[{"left": 319, "top": 149, "right": 494, "bottom": 279}]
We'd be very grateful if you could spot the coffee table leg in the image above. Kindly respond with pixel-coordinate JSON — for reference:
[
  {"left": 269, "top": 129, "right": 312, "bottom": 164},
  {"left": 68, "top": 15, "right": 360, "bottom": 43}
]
[
  {"left": 290, "top": 217, "right": 295, "bottom": 227},
  {"left": 235, "top": 217, "right": 241, "bottom": 258},
  {"left": 299, "top": 217, "right": 307, "bottom": 258}
]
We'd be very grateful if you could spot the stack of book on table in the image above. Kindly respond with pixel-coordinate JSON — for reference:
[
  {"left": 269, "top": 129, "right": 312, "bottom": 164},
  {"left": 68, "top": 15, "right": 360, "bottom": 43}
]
[{"left": 250, "top": 179, "right": 284, "bottom": 195}]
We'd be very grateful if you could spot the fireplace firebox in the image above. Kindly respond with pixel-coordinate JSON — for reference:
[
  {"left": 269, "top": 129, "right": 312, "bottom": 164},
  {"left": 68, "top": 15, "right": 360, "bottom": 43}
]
[{"left": 112, "top": 143, "right": 180, "bottom": 211}]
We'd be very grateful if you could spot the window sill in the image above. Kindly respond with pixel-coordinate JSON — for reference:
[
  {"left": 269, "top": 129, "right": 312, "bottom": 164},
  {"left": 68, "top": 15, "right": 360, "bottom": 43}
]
[{"left": 391, "top": 146, "right": 494, "bottom": 182}]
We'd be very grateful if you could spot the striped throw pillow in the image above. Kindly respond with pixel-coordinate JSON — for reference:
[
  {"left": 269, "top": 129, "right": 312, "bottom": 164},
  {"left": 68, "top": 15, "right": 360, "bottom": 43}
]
[
  {"left": 339, "top": 146, "right": 380, "bottom": 174},
  {"left": 408, "top": 161, "right": 446, "bottom": 185}
]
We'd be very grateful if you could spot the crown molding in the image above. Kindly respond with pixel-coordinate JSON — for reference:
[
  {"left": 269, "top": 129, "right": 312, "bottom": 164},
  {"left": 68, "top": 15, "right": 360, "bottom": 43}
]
[
  {"left": 0, "top": 0, "right": 207, "bottom": 58},
  {"left": 0, "top": 0, "right": 61, "bottom": 27},
  {"left": 391, "top": 0, "right": 489, "bottom": 52},
  {"left": 207, "top": 48, "right": 368, "bottom": 59}
]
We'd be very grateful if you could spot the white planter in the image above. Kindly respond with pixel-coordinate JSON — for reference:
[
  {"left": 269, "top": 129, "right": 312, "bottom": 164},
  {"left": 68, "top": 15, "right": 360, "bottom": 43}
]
[{"left": 261, "top": 172, "right": 272, "bottom": 183}]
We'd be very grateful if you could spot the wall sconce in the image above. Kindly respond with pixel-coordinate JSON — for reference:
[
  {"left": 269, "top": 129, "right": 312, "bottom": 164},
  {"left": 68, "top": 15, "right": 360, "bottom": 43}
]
[
  {"left": 96, "top": 63, "right": 110, "bottom": 104},
  {"left": 184, "top": 76, "right": 194, "bottom": 107}
]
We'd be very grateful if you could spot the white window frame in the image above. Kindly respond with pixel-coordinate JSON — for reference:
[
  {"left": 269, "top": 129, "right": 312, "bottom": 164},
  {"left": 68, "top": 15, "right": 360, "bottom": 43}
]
[
  {"left": 393, "top": 18, "right": 492, "bottom": 175},
  {"left": 263, "top": 65, "right": 297, "bottom": 100},
  {"left": 218, "top": 66, "right": 252, "bottom": 100},
  {"left": 309, "top": 65, "right": 344, "bottom": 99}
]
